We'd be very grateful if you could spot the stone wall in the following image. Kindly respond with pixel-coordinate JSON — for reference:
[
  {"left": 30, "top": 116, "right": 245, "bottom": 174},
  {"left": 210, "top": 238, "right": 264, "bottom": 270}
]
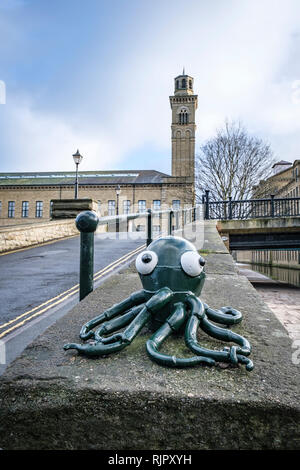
[
  {"left": 0, "top": 221, "right": 299, "bottom": 449},
  {"left": 0, "top": 219, "right": 79, "bottom": 253}
]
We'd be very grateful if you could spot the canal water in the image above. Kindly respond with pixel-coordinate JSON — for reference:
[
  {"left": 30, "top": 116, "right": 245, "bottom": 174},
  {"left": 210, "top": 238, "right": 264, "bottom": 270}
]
[
  {"left": 237, "top": 262, "right": 300, "bottom": 341},
  {"left": 238, "top": 262, "right": 300, "bottom": 288}
]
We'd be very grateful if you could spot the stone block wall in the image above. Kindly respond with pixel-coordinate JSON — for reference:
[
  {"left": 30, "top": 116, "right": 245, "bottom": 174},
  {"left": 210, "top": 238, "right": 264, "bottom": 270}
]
[{"left": 0, "top": 219, "right": 79, "bottom": 253}]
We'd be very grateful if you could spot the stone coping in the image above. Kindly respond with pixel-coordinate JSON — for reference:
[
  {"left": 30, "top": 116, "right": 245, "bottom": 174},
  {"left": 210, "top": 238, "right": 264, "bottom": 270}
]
[
  {"left": 0, "top": 218, "right": 77, "bottom": 233},
  {"left": 0, "top": 222, "right": 299, "bottom": 449}
]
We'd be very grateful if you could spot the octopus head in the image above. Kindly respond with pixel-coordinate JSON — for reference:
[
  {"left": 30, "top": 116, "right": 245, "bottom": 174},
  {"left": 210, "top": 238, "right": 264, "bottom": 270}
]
[{"left": 135, "top": 236, "right": 206, "bottom": 296}]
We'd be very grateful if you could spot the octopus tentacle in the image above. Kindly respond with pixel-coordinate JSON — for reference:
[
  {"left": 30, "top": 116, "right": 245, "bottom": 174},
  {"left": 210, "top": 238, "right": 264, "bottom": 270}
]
[
  {"left": 79, "top": 290, "right": 146, "bottom": 340},
  {"left": 185, "top": 296, "right": 253, "bottom": 371},
  {"left": 146, "top": 302, "right": 215, "bottom": 368},
  {"left": 201, "top": 316, "right": 251, "bottom": 357},
  {"left": 63, "top": 287, "right": 173, "bottom": 357},
  {"left": 94, "top": 304, "right": 144, "bottom": 342},
  {"left": 203, "top": 303, "right": 242, "bottom": 325}
]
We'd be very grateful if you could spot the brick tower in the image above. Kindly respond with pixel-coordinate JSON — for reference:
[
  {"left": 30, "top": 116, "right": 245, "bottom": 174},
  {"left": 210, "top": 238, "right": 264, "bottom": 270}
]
[{"left": 169, "top": 69, "right": 198, "bottom": 179}]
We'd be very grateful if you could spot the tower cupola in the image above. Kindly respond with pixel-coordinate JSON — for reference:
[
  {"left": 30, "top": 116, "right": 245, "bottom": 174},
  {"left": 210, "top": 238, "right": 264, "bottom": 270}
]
[{"left": 174, "top": 68, "right": 194, "bottom": 96}]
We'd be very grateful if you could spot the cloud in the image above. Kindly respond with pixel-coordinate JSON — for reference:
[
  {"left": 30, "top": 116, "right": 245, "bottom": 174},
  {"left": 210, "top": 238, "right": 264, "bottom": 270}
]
[
  {"left": 1, "top": 0, "right": 300, "bottom": 171},
  {"left": 0, "top": 98, "right": 122, "bottom": 171}
]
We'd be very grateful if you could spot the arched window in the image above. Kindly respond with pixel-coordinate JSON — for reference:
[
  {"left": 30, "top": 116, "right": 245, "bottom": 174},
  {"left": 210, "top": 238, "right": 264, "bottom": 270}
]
[
  {"left": 182, "top": 78, "right": 186, "bottom": 88},
  {"left": 178, "top": 108, "right": 189, "bottom": 125},
  {"left": 176, "top": 80, "right": 179, "bottom": 89},
  {"left": 189, "top": 80, "right": 192, "bottom": 89}
]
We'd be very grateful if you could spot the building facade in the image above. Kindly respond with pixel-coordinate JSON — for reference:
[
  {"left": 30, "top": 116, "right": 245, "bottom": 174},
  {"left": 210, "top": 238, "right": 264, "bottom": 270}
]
[
  {"left": 0, "top": 71, "right": 197, "bottom": 226},
  {"left": 237, "top": 159, "right": 300, "bottom": 270},
  {"left": 254, "top": 159, "right": 300, "bottom": 199}
]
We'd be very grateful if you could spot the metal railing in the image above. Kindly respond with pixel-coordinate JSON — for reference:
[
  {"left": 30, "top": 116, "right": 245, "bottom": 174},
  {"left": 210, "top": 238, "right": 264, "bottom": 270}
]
[
  {"left": 203, "top": 190, "right": 300, "bottom": 220},
  {"left": 76, "top": 206, "right": 200, "bottom": 300}
]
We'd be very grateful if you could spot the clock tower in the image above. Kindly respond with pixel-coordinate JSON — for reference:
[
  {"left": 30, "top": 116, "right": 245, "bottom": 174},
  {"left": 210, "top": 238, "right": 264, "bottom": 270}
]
[{"left": 169, "top": 70, "right": 198, "bottom": 179}]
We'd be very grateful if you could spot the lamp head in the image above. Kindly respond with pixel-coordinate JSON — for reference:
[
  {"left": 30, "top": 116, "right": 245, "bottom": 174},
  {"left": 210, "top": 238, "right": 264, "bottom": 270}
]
[{"left": 72, "top": 149, "right": 83, "bottom": 165}]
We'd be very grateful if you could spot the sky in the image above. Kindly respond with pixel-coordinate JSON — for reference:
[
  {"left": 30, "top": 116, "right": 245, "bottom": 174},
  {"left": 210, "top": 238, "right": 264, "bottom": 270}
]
[{"left": 0, "top": 0, "right": 300, "bottom": 174}]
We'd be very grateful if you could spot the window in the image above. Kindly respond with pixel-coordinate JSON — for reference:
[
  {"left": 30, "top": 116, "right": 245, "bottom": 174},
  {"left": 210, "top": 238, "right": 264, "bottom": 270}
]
[
  {"left": 36, "top": 201, "right": 43, "bottom": 218},
  {"left": 50, "top": 201, "right": 53, "bottom": 217},
  {"left": 153, "top": 225, "right": 161, "bottom": 234},
  {"left": 181, "top": 78, "right": 186, "bottom": 88},
  {"left": 172, "top": 200, "right": 180, "bottom": 210},
  {"left": 179, "top": 109, "right": 188, "bottom": 125},
  {"left": 153, "top": 200, "right": 161, "bottom": 211},
  {"left": 138, "top": 200, "right": 146, "bottom": 213},
  {"left": 8, "top": 201, "right": 15, "bottom": 218},
  {"left": 189, "top": 79, "right": 192, "bottom": 89},
  {"left": 176, "top": 80, "right": 179, "bottom": 89},
  {"left": 108, "top": 200, "right": 115, "bottom": 216},
  {"left": 22, "top": 201, "right": 29, "bottom": 218},
  {"left": 97, "top": 200, "right": 101, "bottom": 215},
  {"left": 123, "top": 200, "right": 131, "bottom": 214}
]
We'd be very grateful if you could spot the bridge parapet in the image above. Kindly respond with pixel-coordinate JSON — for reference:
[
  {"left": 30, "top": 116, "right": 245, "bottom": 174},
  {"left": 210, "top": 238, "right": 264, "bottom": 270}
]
[
  {"left": 0, "top": 221, "right": 299, "bottom": 449},
  {"left": 217, "top": 217, "right": 300, "bottom": 250}
]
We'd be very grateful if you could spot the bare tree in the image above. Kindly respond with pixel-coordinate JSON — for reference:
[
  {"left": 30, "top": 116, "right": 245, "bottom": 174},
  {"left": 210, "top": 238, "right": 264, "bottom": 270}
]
[{"left": 195, "top": 120, "right": 275, "bottom": 203}]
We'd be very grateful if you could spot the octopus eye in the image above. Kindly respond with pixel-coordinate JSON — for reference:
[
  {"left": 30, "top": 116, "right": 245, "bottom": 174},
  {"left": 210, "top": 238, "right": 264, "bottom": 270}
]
[
  {"left": 180, "top": 251, "right": 204, "bottom": 277},
  {"left": 199, "top": 256, "right": 206, "bottom": 267},
  {"left": 136, "top": 250, "right": 158, "bottom": 275}
]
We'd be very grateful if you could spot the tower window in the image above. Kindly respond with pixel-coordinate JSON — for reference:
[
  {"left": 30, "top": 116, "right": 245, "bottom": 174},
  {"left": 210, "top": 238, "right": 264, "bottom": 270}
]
[
  {"left": 182, "top": 78, "right": 186, "bottom": 88},
  {"left": 189, "top": 80, "right": 192, "bottom": 89},
  {"left": 176, "top": 80, "right": 179, "bottom": 89},
  {"left": 179, "top": 109, "right": 188, "bottom": 125}
]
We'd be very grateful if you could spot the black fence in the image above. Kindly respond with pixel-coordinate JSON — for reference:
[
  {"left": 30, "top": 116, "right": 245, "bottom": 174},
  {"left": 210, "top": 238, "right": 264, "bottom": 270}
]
[{"left": 203, "top": 191, "right": 300, "bottom": 220}]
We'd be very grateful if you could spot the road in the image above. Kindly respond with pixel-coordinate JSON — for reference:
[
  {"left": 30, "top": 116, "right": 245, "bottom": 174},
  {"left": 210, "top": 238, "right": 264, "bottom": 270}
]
[{"left": 0, "top": 232, "right": 145, "bottom": 374}]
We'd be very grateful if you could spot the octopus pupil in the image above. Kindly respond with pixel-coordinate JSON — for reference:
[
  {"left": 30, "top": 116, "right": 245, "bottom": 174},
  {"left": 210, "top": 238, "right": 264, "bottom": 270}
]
[{"left": 142, "top": 254, "right": 152, "bottom": 263}]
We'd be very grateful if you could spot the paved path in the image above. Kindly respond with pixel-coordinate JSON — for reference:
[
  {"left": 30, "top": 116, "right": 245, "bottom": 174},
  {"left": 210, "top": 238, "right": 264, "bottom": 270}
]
[
  {"left": 0, "top": 232, "right": 145, "bottom": 374},
  {"left": 237, "top": 262, "right": 300, "bottom": 341}
]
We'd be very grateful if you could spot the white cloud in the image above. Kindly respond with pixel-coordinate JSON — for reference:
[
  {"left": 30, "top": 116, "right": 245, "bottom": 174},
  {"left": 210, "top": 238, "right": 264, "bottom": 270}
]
[
  {"left": 1, "top": 0, "right": 300, "bottom": 170},
  {"left": 1, "top": 98, "right": 123, "bottom": 171}
]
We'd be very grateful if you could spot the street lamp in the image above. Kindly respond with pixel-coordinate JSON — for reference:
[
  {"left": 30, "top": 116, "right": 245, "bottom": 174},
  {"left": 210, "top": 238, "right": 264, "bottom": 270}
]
[
  {"left": 72, "top": 149, "right": 83, "bottom": 199},
  {"left": 116, "top": 184, "right": 121, "bottom": 234}
]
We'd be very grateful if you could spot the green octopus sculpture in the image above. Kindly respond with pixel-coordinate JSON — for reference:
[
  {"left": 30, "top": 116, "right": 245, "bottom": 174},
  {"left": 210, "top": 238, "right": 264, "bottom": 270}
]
[{"left": 64, "top": 236, "right": 253, "bottom": 371}]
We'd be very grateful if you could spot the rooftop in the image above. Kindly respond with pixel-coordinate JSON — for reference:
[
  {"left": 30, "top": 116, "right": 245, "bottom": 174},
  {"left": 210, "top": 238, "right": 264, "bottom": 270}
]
[{"left": 0, "top": 169, "right": 171, "bottom": 186}]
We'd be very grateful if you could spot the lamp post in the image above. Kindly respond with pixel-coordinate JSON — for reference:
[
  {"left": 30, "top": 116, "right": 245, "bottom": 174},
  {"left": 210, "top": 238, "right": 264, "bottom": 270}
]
[
  {"left": 116, "top": 184, "right": 121, "bottom": 235},
  {"left": 72, "top": 149, "right": 83, "bottom": 199}
]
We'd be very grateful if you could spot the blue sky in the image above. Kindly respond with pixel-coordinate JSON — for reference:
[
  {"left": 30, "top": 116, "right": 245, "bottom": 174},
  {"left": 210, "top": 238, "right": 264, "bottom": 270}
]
[{"left": 1, "top": 0, "right": 300, "bottom": 174}]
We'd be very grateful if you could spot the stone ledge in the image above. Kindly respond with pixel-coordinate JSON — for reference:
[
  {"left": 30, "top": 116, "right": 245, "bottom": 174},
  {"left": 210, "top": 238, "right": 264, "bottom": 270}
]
[{"left": 0, "top": 225, "right": 299, "bottom": 449}]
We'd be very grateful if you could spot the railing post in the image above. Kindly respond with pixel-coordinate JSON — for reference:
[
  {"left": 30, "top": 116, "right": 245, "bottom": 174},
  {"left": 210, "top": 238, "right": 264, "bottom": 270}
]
[
  {"left": 228, "top": 196, "right": 232, "bottom": 220},
  {"left": 146, "top": 208, "right": 152, "bottom": 246},
  {"left": 205, "top": 190, "right": 210, "bottom": 220},
  {"left": 270, "top": 194, "right": 275, "bottom": 218},
  {"left": 76, "top": 210, "right": 99, "bottom": 301},
  {"left": 175, "top": 210, "right": 179, "bottom": 230},
  {"left": 168, "top": 209, "right": 173, "bottom": 235}
]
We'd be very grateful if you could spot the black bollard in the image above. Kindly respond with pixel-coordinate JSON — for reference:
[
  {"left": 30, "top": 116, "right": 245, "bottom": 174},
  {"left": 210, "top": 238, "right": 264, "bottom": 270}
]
[{"left": 76, "top": 210, "right": 99, "bottom": 301}]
